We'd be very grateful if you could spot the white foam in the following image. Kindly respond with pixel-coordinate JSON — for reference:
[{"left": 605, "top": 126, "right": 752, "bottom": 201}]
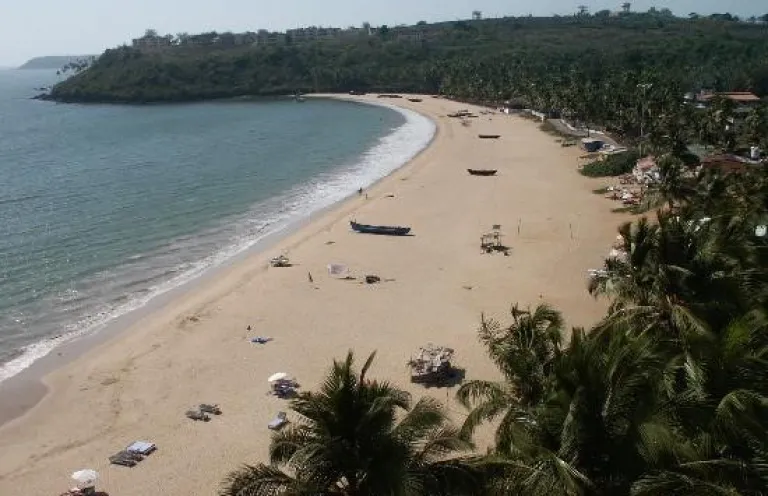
[{"left": 0, "top": 102, "right": 435, "bottom": 383}]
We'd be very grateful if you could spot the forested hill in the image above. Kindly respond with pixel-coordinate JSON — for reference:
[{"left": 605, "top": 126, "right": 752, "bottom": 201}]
[
  {"left": 45, "top": 13, "right": 768, "bottom": 104},
  {"left": 20, "top": 55, "right": 94, "bottom": 70}
]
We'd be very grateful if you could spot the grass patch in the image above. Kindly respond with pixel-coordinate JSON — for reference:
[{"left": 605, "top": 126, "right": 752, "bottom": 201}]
[
  {"left": 611, "top": 206, "right": 638, "bottom": 214},
  {"left": 539, "top": 120, "right": 571, "bottom": 139},
  {"left": 580, "top": 150, "right": 640, "bottom": 177}
]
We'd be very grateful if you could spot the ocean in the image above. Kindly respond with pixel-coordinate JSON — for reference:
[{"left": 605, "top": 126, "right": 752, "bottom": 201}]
[{"left": 0, "top": 69, "right": 435, "bottom": 382}]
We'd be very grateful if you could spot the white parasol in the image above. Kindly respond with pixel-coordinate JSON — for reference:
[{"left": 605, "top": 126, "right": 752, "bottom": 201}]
[
  {"left": 71, "top": 469, "right": 99, "bottom": 488},
  {"left": 268, "top": 372, "right": 289, "bottom": 383}
]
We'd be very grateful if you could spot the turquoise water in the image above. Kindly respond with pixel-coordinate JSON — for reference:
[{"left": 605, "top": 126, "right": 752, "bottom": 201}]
[{"left": 0, "top": 70, "right": 434, "bottom": 380}]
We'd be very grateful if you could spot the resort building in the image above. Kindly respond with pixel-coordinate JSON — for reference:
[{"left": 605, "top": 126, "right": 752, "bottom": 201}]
[{"left": 131, "top": 34, "right": 172, "bottom": 50}]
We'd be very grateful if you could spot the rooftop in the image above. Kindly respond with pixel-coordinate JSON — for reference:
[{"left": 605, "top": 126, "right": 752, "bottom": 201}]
[{"left": 698, "top": 91, "right": 761, "bottom": 103}]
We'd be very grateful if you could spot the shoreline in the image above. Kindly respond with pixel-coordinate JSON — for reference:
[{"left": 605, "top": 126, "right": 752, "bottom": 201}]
[
  {"left": 0, "top": 97, "right": 435, "bottom": 426},
  {"left": 0, "top": 95, "right": 624, "bottom": 495}
]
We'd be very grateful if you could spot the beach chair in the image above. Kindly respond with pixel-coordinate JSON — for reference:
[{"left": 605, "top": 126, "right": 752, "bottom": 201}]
[
  {"left": 126, "top": 440, "right": 156, "bottom": 455},
  {"left": 199, "top": 403, "right": 222, "bottom": 415},
  {"left": 268, "top": 411, "right": 288, "bottom": 430},
  {"left": 185, "top": 409, "right": 210, "bottom": 421},
  {"left": 109, "top": 451, "right": 140, "bottom": 467}
]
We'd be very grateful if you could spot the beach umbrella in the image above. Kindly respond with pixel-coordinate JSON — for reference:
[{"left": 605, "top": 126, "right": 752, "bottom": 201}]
[
  {"left": 71, "top": 469, "right": 99, "bottom": 488},
  {"left": 268, "top": 372, "right": 289, "bottom": 383}
]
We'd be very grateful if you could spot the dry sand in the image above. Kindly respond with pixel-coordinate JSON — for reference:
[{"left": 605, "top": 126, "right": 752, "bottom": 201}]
[{"left": 0, "top": 95, "right": 624, "bottom": 495}]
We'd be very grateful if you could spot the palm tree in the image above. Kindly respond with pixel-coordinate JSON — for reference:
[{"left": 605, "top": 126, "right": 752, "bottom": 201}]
[
  {"left": 588, "top": 212, "right": 747, "bottom": 345},
  {"left": 456, "top": 304, "right": 564, "bottom": 444},
  {"left": 221, "top": 351, "right": 481, "bottom": 496},
  {"left": 638, "top": 154, "right": 696, "bottom": 212},
  {"left": 479, "top": 327, "right": 678, "bottom": 496},
  {"left": 634, "top": 311, "right": 768, "bottom": 495}
]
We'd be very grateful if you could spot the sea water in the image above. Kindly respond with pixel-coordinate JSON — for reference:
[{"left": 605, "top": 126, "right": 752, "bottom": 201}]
[{"left": 0, "top": 69, "right": 435, "bottom": 382}]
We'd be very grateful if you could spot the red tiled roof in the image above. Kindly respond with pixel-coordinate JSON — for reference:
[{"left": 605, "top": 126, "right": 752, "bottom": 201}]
[{"left": 700, "top": 154, "right": 749, "bottom": 173}]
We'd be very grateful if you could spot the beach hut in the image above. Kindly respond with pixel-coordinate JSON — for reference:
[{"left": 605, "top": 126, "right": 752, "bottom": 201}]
[{"left": 408, "top": 344, "right": 455, "bottom": 384}]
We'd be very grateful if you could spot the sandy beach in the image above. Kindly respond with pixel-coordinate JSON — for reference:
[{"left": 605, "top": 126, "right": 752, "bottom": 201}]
[{"left": 0, "top": 95, "right": 623, "bottom": 495}]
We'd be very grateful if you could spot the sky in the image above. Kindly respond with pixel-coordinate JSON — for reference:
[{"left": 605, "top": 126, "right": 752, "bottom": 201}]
[{"left": 0, "top": 0, "right": 765, "bottom": 66}]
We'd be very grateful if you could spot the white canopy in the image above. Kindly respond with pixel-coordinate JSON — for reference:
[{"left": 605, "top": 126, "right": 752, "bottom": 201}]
[
  {"left": 268, "top": 372, "right": 289, "bottom": 383},
  {"left": 71, "top": 469, "right": 99, "bottom": 488}
]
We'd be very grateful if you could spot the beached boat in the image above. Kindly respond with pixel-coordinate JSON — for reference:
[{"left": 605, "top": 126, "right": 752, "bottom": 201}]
[
  {"left": 350, "top": 221, "right": 411, "bottom": 236},
  {"left": 467, "top": 169, "right": 497, "bottom": 176},
  {"left": 408, "top": 98, "right": 422, "bottom": 102},
  {"left": 478, "top": 134, "right": 501, "bottom": 139}
]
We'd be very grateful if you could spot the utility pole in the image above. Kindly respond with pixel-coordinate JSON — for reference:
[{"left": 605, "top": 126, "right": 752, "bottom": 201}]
[{"left": 637, "top": 83, "right": 652, "bottom": 154}]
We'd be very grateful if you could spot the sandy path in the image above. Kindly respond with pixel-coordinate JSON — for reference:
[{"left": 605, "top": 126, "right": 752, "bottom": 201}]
[{"left": 0, "top": 95, "right": 622, "bottom": 495}]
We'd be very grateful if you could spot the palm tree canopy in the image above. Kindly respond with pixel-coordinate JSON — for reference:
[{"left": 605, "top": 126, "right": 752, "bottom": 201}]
[{"left": 222, "top": 351, "right": 482, "bottom": 496}]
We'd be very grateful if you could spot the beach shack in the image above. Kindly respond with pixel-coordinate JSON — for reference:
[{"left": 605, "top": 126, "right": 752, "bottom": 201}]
[
  {"left": 408, "top": 344, "right": 455, "bottom": 384},
  {"left": 581, "top": 138, "right": 603, "bottom": 153}
]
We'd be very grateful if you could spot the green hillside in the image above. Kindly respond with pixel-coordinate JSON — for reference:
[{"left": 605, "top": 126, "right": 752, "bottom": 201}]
[
  {"left": 20, "top": 55, "right": 94, "bottom": 70},
  {"left": 45, "top": 13, "right": 768, "bottom": 105}
]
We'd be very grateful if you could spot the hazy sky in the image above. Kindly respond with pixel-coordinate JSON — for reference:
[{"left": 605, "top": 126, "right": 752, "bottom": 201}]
[{"left": 1, "top": 0, "right": 765, "bottom": 66}]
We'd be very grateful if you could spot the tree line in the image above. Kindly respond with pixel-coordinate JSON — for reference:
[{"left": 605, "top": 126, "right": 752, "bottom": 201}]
[{"left": 45, "top": 13, "right": 768, "bottom": 108}]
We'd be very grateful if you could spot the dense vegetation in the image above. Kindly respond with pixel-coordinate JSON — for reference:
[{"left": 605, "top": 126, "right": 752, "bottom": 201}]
[
  {"left": 47, "top": 13, "right": 768, "bottom": 111},
  {"left": 580, "top": 150, "right": 640, "bottom": 177},
  {"left": 18, "top": 55, "right": 93, "bottom": 70}
]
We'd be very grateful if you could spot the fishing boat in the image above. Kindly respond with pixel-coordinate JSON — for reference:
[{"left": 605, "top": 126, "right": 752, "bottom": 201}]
[
  {"left": 350, "top": 221, "right": 411, "bottom": 236},
  {"left": 408, "top": 98, "right": 422, "bottom": 102},
  {"left": 478, "top": 134, "right": 501, "bottom": 139},
  {"left": 467, "top": 169, "right": 498, "bottom": 176}
]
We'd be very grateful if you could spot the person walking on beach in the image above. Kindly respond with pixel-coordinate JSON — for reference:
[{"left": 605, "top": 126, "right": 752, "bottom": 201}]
[{"left": 358, "top": 187, "right": 363, "bottom": 196}]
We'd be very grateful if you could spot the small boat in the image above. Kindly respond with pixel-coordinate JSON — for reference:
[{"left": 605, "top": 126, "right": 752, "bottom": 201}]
[
  {"left": 350, "top": 221, "right": 411, "bottom": 236},
  {"left": 467, "top": 169, "right": 498, "bottom": 176},
  {"left": 408, "top": 98, "right": 422, "bottom": 102},
  {"left": 478, "top": 134, "right": 501, "bottom": 139}
]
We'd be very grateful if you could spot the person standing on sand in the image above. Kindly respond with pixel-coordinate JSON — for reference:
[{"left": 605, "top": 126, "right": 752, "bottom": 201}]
[
  {"left": 308, "top": 272, "right": 314, "bottom": 283},
  {"left": 358, "top": 187, "right": 363, "bottom": 196}
]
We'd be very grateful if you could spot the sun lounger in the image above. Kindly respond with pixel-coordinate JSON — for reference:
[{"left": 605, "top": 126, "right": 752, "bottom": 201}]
[
  {"left": 109, "top": 450, "right": 142, "bottom": 467},
  {"left": 199, "top": 403, "right": 222, "bottom": 415},
  {"left": 126, "top": 441, "right": 156, "bottom": 455},
  {"left": 109, "top": 455, "right": 137, "bottom": 467},
  {"left": 268, "top": 411, "right": 288, "bottom": 430},
  {"left": 186, "top": 409, "right": 210, "bottom": 421}
]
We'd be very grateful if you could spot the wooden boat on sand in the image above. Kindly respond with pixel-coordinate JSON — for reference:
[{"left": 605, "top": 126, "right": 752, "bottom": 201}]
[
  {"left": 408, "top": 98, "right": 422, "bottom": 102},
  {"left": 478, "top": 134, "right": 501, "bottom": 139},
  {"left": 350, "top": 221, "right": 411, "bottom": 236},
  {"left": 467, "top": 169, "right": 497, "bottom": 176}
]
